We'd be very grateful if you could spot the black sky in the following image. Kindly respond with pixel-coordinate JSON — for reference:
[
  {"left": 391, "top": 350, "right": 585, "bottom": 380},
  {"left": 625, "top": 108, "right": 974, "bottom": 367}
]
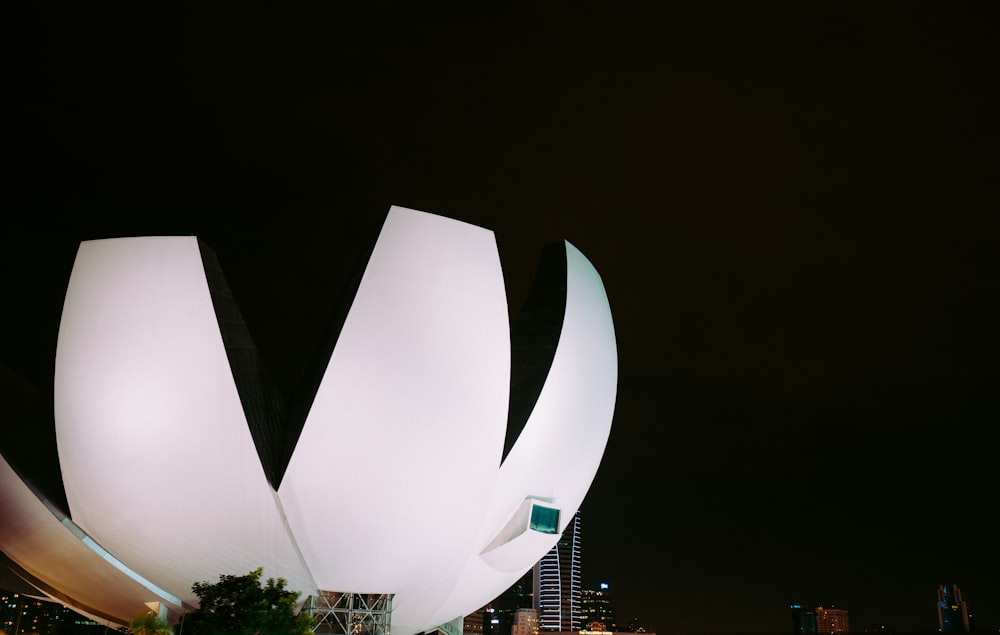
[{"left": 3, "top": 4, "right": 997, "bottom": 635}]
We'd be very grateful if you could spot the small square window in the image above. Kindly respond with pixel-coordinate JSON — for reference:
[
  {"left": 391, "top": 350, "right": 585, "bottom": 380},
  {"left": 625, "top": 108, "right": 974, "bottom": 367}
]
[{"left": 529, "top": 504, "right": 559, "bottom": 534}]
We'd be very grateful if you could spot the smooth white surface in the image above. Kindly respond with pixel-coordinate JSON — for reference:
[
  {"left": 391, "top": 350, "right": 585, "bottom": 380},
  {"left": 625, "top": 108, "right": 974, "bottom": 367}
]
[
  {"left": 425, "top": 241, "right": 617, "bottom": 628},
  {"left": 54, "top": 237, "right": 316, "bottom": 608},
  {"left": 278, "top": 207, "right": 510, "bottom": 635},
  {"left": 13, "top": 207, "right": 618, "bottom": 635},
  {"left": 0, "top": 454, "right": 183, "bottom": 625}
]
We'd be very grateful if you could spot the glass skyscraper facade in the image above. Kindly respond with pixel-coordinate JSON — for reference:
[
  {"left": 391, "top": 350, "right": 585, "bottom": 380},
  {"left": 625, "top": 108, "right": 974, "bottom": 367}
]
[
  {"left": 485, "top": 570, "right": 534, "bottom": 635},
  {"left": 815, "top": 606, "right": 849, "bottom": 634},
  {"left": 534, "top": 510, "right": 581, "bottom": 632},
  {"left": 581, "top": 583, "right": 617, "bottom": 631},
  {"left": 937, "top": 583, "right": 971, "bottom": 633},
  {"left": 790, "top": 604, "right": 817, "bottom": 634},
  {"left": 0, "top": 589, "right": 101, "bottom": 635}
]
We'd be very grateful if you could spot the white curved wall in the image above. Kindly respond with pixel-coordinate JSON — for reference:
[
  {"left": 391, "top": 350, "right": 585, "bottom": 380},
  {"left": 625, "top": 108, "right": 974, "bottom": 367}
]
[
  {"left": 0, "top": 455, "right": 183, "bottom": 625},
  {"left": 278, "top": 207, "right": 511, "bottom": 635},
  {"left": 425, "top": 240, "right": 618, "bottom": 627},
  {"left": 14, "top": 206, "right": 620, "bottom": 635},
  {"left": 54, "top": 237, "right": 316, "bottom": 607}
]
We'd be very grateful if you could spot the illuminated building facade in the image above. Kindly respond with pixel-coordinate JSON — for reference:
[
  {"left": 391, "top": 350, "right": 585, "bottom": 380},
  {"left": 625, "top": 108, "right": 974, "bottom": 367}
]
[
  {"left": 512, "top": 607, "right": 540, "bottom": 635},
  {"left": 581, "top": 583, "right": 617, "bottom": 631},
  {"left": 490, "top": 570, "right": 534, "bottom": 635},
  {"left": 815, "top": 606, "right": 849, "bottom": 634},
  {"left": 464, "top": 606, "right": 489, "bottom": 635},
  {"left": 0, "top": 590, "right": 100, "bottom": 635},
  {"left": 937, "top": 584, "right": 971, "bottom": 633},
  {"left": 790, "top": 604, "right": 817, "bottom": 634},
  {"left": 534, "top": 510, "right": 581, "bottom": 632},
  {"left": 0, "top": 207, "right": 619, "bottom": 635}
]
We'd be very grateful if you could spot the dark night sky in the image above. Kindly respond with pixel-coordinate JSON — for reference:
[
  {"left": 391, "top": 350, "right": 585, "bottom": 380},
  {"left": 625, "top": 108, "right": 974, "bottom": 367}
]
[{"left": 3, "top": 4, "right": 996, "bottom": 635}]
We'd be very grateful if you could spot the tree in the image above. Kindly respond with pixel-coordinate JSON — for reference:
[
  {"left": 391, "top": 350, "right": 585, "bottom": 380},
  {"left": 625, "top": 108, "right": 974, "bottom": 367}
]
[
  {"left": 130, "top": 611, "right": 172, "bottom": 635},
  {"left": 178, "top": 568, "right": 316, "bottom": 635}
]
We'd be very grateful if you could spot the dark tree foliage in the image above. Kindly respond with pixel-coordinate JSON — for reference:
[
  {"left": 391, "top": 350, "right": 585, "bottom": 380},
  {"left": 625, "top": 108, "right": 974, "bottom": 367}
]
[
  {"left": 131, "top": 610, "right": 172, "bottom": 635},
  {"left": 178, "top": 568, "right": 315, "bottom": 635}
]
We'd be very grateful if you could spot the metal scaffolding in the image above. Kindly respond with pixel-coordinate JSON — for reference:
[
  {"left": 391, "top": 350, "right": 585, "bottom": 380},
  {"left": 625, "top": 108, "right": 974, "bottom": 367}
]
[{"left": 303, "top": 591, "right": 393, "bottom": 635}]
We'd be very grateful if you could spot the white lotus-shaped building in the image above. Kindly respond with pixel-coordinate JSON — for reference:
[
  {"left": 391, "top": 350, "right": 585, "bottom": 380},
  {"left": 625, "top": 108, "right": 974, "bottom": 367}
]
[{"left": 0, "top": 206, "right": 617, "bottom": 635}]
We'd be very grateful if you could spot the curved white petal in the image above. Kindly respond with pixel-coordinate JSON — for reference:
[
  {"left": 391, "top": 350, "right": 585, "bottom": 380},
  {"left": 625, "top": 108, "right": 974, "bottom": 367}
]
[
  {"left": 278, "top": 207, "right": 510, "bottom": 635},
  {"left": 426, "top": 241, "right": 617, "bottom": 627},
  {"left": 53, "top": 237, "right": 315, "bottom": 606},
  {"left": 0, "top": 454, "right": 185, "bottom": 626},
  {"left": 9, "top": 208, "right": 618, "bottom": 635}
]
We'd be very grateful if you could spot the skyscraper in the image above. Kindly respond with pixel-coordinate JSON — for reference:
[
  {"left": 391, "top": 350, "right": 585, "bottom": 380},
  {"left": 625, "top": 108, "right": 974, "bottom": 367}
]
[
  {"left": 1, "top": 589, "right": 100, "bottom": 635},
  {"left": 581, "top": 583, "right": 617, "bottom": 631},
  {"left": 937, "top": 584, "right": 971, "bottom": 633},
  {"left": 463, "top": 606, "right": 489, "bottom": 635},
  {"left": 815, "top": 606, "right": 849, "bottom": 634},
  {"left": 534, "top": 510, "right": 581, "bottom": 632},
  {"left": 512, "top": 608, "right": 540, "bottom": 635},
  {"left": 790, "top": 604, "right": 817, "bottom": 634},
  {"left": 489, "top": 570, "right": 534, "bottom": 635}
]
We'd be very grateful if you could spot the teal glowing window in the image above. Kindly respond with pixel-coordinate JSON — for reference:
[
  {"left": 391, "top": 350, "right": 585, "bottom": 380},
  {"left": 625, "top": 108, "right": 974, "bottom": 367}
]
[{"left": 529, "top": 504, "right": 559, "bottom": 534}]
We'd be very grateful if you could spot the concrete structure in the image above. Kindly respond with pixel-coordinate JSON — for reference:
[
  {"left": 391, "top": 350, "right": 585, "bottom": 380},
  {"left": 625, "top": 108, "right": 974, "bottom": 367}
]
[{"left": 0, "top": 206, "right": 618, "bottom": 635}]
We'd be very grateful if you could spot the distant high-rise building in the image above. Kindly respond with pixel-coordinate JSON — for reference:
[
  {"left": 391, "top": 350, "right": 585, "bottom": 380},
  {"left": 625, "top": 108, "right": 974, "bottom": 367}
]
[
  {"left": 534, "top": 510, "right": 582, "bottom": 632},
  {"left": 512, "top": 608, "right": 540, "bottom": 635},
  {"left": 815, "top": 606, "right": 849, "bottom": 634},
  {"left": 464, "top": 605, "right": 489, "bottom": 635},
  {"left": 937, "top": 584, "right": 972, "bottom": 633},
  {"left": 581, "top": 583, "right": 617, "bottom": 631},
  {"left": 0, "top": 589, "right": 101, "bottom": 635},
  {"left": 491, "top": 570, "right": 534, "bottom": 635},
  {"left": 790, "top": 604, "right": 817, "bottom": 634}
]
